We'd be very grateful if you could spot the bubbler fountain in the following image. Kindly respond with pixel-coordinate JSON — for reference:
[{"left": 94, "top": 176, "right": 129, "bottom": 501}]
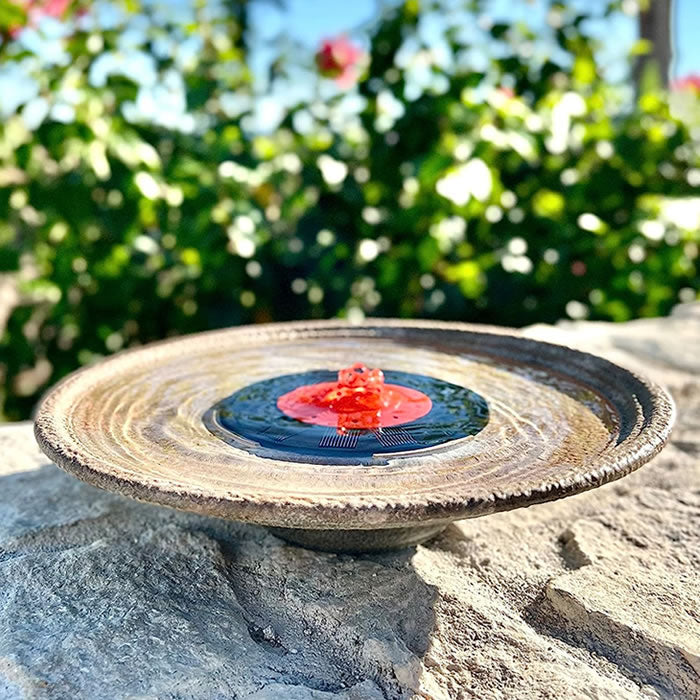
[
  {"left": 277, "top": 362, "right": 433, "bottom": 431},
  {"left": 34, "top": 320, "right": 674, "bottom": 552},
  {"left": 205, "top": 360, "right": 488, "bottom": 464}
]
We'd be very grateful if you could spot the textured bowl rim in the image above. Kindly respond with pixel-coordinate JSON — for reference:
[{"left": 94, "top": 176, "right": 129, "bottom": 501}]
[{"left": 33, "top": 318, "right": 676, "bottom": 530}]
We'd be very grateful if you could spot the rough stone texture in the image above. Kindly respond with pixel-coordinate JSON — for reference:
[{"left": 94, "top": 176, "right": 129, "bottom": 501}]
[{"left": 1, "top": 304, "right": 699, "bottom": 699}]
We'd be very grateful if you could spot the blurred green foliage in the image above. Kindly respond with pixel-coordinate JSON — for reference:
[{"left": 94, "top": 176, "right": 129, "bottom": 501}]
[{"left": 0, "top": 0, "right": 698, "bottom": 420}]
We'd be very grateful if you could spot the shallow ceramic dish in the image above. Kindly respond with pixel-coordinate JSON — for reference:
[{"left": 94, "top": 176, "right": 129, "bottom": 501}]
[{"left": 34, "top": 320, "right": 674, "bottom": 552}]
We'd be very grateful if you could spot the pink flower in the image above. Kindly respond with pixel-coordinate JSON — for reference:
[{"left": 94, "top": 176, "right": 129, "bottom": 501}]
[
  {"left": 7, "top": 0, "right": 72, "bottom": 37},
  {"left": 316, "top": 36, "right": 365, "bottom": 88},
  {"left": 671, "top": 74, "right": 700, "bottom": 94}
]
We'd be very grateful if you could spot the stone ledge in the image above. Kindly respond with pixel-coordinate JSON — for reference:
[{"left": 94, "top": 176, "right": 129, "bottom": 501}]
[{"left": 1, "top": 306, "right": 699, "bottom": 699}]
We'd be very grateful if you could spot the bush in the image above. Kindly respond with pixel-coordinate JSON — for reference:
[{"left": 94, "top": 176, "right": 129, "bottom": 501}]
[{"left": 0, "top": 0, "right": 698, "bottom": 420}]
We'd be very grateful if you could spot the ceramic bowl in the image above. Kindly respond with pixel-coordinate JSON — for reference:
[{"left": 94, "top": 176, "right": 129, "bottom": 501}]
[{"left": 34, "top": 320, "right": 675, "bottom": 552}]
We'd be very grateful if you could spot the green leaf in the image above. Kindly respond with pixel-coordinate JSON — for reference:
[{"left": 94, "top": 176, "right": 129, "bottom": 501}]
[{"left": 0, "top": 1, "right": 25, "bottom": 30}]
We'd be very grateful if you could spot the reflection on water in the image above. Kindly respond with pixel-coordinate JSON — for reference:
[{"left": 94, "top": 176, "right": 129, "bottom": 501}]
[{"left": 204, "top": 370, "right": 490, "bottom": 464}]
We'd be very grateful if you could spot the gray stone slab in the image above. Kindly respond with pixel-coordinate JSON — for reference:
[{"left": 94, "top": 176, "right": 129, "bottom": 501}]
[{"left": 1, "top": 305, "right": 699, "bottom": 699}]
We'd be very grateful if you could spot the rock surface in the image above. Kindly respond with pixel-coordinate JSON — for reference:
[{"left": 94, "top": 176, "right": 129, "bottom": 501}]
[{"left": 1, "top": 304, "right": 699, "bottom": 700}]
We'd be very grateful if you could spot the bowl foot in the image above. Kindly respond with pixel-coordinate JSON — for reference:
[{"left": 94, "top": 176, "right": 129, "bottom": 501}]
[{"left": 267, "top": 523, "right": 447, "bottom": 553}]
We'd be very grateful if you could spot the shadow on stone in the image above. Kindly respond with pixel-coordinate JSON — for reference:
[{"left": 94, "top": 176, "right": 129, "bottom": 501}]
[{"left": 0, "top": 465, "right": 438, "bottom": 700}]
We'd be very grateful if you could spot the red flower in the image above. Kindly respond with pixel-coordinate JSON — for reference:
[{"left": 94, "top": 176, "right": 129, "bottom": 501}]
[
  {"left": 571, "top": 261, "right": 587, "bottom": 277},
  {"left": 671, "top": 74, "right": 700, "bottom": 94},
  {"left": 316, "top": 36, "right": 365, "bottom": 88},
  {"left": 7, "top": 0, "right": 72, "bottom": 37}
]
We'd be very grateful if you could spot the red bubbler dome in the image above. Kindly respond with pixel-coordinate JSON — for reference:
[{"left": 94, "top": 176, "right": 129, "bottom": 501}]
[{"left": 277, "top": 362, "right": 432, "bottom": 431}]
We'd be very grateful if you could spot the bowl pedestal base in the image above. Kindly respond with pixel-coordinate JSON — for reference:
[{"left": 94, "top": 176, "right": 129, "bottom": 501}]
[{"left": 267, "top": 523, "right": 447, "bottom": 553}]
